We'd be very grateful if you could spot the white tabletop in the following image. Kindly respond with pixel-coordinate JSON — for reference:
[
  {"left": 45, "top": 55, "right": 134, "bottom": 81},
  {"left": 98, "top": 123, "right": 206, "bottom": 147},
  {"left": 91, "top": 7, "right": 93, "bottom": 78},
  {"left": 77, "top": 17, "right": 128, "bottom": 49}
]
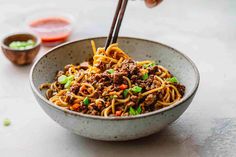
[{"left": 0, "top": 0, "right": 236, "bottom": 156}]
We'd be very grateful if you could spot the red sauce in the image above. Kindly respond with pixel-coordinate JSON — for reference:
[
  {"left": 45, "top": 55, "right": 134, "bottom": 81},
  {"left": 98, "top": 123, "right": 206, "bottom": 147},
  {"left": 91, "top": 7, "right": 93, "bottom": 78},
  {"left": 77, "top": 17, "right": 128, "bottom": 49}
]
[{"left": 30, "top": 17, "right": 72, "bottom": 46}]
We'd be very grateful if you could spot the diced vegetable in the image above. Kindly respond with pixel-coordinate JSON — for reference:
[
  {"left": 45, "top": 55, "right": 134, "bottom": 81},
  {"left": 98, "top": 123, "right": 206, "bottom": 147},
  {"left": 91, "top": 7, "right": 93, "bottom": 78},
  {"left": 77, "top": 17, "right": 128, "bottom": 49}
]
[
  {"left": 58, "top": 75, "right": 68, "bottom": 84},
  {"left": 72, "top": 103, "right": 80, "bottom": 110},
  {"left": 131, "top": 86, "right": 142, "bottom": 93},
  {"left": 3, "top": 118, "right": 11, "bottom": 126},
  {"left": 142, "top": 73, "right": 149, "bottom": 80},
  {"left": 166, "top": 77, "right": 179, "bottom": 83},
  {"left": 129, "top": 106, "right": 142, "bottom": 116},
  {"left": 136, "top": 106, "right": 142, "bottom": 114},
  {"left": 64, "top": 80, "right": 72, "bottom": 89},
  {"left": 143, "top": 62, "right": 156, "bottom": 68},
  {"left": 9, "top": 40, "right": 36, "bottom": 50},
  {"left": 123, "top": 89, "right": 129, "bottom": 97},
  {"left": 83, "top": 97, "right": 89, "bottom": 105},
  {"left": 107, "top": 69, "right": 115, "bottom": 74},
  {"left": 67, "top": 75, "right": 74, "bottom": 81},
  {"left": 119, "top": 84, "right": 128, "bottom": 90},
  {"left": 129, "top": 107, "right": 137, "bottom": 116},
  {"left": 115, "top": 111, "right": 122, "bottom": 116}
]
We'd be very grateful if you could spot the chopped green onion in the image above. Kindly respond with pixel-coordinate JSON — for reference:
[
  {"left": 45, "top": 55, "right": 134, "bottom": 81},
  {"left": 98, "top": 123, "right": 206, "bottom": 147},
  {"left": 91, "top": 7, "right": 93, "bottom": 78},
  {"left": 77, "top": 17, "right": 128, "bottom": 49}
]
[
  {"left": 64, "top": 80, "right": 72, "bottom": 89},
  {"left": 131, "top": 86, "right": 142, "bottom": 93},
  {"left": 166, "top": 77, "right": 179, "bottom": 83},
  {"left": 9, "top": 40, "right": 36, "bottom": 50},
  {"left": 3, "top": 118, "right": 11, "bottom": 126},
  {"left": 123, "top": 89, "right": 129, "bottom": 98},
  {"left": 136, "top": 106, "right": 142, "bottom": 114},
  {"left": 107, "top": 69, "right": 115, "bottom": 74},
  {"left": 144, "top": 62, "right": 156, "bottom": 68},
  {"left": 58, "top": 75, "right": 68, "bottom": 84},
  {"left": 142, "top": 73, "right": 149, "bottom": 80},
  {"left": 129, "top": 106, "right": 142, "bottom": 116},
  {"left": 67, "top": 75, "right": 74, "bottom": 81},
  {"left": 129, "top": 107, "right": 137, "bottom": 116},
  {"left": 83, "top": 97, "right": 89, "bottom": 105}
]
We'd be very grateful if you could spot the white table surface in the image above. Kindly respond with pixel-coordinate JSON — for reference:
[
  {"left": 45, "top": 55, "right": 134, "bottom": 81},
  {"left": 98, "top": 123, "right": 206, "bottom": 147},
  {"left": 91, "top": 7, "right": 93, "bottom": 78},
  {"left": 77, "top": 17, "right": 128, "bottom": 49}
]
[{"left": 0, "top": 0, "right": 236, "bottom": 156}]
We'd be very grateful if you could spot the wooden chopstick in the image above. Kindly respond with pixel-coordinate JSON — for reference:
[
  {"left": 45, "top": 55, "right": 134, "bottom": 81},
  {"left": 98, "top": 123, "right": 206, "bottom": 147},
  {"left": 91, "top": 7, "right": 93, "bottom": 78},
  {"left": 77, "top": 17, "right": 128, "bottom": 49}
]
[{"left": 105, "top": 0, "right": 128, "bottom": 50}]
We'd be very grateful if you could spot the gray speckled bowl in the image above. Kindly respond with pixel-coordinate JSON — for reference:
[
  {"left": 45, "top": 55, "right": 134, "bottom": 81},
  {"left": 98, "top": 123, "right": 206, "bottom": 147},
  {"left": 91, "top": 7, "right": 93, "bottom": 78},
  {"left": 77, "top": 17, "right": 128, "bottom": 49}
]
[{"left": 30, "top": 37, "right": 200, "bottom": 141}]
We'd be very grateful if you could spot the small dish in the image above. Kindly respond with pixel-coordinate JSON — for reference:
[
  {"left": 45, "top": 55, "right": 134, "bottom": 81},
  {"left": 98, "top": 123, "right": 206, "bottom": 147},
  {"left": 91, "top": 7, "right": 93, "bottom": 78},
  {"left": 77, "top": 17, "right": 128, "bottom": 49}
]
[
  {"left": 26, "top": 11, "right": 74, "bottom": 47},
  {"left": 1, "top": 33, "right": 41, "bottom": 65}
]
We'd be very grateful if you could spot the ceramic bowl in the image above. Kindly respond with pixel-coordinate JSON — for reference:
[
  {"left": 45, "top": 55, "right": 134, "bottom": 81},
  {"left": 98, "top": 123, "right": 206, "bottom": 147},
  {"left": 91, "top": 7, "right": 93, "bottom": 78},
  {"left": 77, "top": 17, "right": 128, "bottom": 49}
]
[
  {"left": 30, "top": 37, "right": 200, "bottom": 141},
  {"left": 1, "top": 33, "right": 41, "bottom": 65}
]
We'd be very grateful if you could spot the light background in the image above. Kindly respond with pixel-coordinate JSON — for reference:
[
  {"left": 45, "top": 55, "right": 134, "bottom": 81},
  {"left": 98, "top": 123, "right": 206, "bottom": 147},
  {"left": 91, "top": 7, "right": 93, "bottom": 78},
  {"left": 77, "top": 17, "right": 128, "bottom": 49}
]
[{"left": 0, "top": 0, "right": 236, "bottom": 156}]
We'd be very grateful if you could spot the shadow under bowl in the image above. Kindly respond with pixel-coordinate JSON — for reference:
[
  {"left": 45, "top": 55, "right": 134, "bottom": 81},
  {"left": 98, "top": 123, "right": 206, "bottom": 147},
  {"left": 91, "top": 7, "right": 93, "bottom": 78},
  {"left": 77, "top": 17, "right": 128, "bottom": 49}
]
[
  {"left": 30, "top": 37, "right": 200, "bottom": 141},
  {"left": 1, "top": 33, "right": 41, "bottom": 65}
]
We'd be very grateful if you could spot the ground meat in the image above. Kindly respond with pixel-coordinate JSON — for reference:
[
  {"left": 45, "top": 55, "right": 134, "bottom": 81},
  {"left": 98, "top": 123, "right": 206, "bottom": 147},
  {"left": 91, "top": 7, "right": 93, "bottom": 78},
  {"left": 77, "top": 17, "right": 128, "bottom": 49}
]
[
  {"left": 113, "top": 72, "right": 125, "bottom": 84},
  {"left": 175, "top": 84, "right": 185, "bottom": 96},
  {"left": 139, "top": 82, "right": 147, "bottom": 89},
  {"left": 92, "top": 91, "right": 99, "bottom": 99},
  {"left": 88, "top": 103, "right": 96, "bottom": 111},
  {"left": 144, "top": 94, "right": 156, "bottom": 106},
  {"left": 126, "top": 101, "right": 135, "bottom": 107},
  {"left": 129, "top": 64, "right": 138, "bottom": 75},
  {"left": 96, "top": 61, "right": 106, "bottom": 71},
  {"left": 131, "top": 75, "right": 138, "bottom": 83},
  {"left": 131, "top": 95, "right": 139, "bottom": 103},
  {"left": 70, "top": 84, "right": 80, "bottom": 94},
  {"left": 148, "top": 65, "right": 159, "bottom": 74},
  {"left": 119, "top": 59, "right": 138, "bottom": 76}
]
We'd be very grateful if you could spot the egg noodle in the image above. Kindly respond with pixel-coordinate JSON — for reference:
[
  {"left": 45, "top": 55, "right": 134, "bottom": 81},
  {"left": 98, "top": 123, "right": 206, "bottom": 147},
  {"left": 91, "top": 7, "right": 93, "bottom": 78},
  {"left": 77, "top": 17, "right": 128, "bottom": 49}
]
[{"left": 40, "top": 41, "right": 185, "bottom": 117}]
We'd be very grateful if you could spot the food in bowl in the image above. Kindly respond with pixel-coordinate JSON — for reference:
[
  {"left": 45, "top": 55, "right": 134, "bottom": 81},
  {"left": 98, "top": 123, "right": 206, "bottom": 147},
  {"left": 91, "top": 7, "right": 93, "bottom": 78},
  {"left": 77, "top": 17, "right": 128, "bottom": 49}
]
[
  {"left": 28, "top": 15, "right": 73, "bottom": 46},
  {"left": 1, "top": 33, "right": 41, "bottom": 65},
  {"left": 9, "top": 40, "right": 36, "bottom": 50},
  {"left": 40, "top": 41, "right": 185, "bottom": 117},
  {"left": 30, "top": 37, "right": 199, "bottom": 141}
]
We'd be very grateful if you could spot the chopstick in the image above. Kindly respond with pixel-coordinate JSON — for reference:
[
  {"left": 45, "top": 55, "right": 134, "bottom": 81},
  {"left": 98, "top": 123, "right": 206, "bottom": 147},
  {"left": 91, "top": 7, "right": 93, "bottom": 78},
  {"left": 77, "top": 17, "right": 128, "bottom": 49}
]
[{"left": 105, "top": 0, "right": 128, "bottom": 50}]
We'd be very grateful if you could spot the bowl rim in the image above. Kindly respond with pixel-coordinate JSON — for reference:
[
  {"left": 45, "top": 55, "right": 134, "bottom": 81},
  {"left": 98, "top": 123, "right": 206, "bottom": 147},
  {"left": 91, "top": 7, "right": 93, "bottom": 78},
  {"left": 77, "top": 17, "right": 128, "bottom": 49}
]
[
  {"left": 30, "top": 36, "right": 200, "bottom": 121},
  {"left": 1, "top": 32, "right": 41, "bottom": 52}
]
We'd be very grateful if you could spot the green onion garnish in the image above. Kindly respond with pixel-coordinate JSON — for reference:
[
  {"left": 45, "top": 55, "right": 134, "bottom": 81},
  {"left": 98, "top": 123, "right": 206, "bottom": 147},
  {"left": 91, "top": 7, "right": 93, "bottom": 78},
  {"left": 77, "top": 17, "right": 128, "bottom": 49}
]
[
  {"left": 83, "top": 97, "right": 89, "bottom": 105},
  {"left": 129, "top": 106, "right": 142, "bottom": 116},
  {"left": 3, "top": 118, "right": 11, "bottom": 127},
  {"left": 58, "top": 75, "right": 68, "bottom": 84},
  {"left": 131, "top": 86, "right": 142, "bottom": 93},
  {"left": 129, "top": 107, "right": 137, "bottom": 116},
  {"left": 166, "top": 77, "right": 179, "bottom": 83},
  {"left": 64, "top": 80, "right": 72, "bottom": 89},
  {"left": 9, "top": 40, "right": 36, "bottom": 50},
  {"left": 143, "top": 62, "right": 156, "bottom": 68},
  {"left": 136, "top": 106, "right": 142, "bottom": 114},
  {"left": 67, "top": 75, "right": 74, "bottom": 81},
  {"left": 107, "top": 69, "right": 115, "bottom": 74},
  {"left": 123, "top": 89, "right": 129, "bottom": 98},
  {"left": 142, "top": 73, "right": 149, "bottom": 80}
]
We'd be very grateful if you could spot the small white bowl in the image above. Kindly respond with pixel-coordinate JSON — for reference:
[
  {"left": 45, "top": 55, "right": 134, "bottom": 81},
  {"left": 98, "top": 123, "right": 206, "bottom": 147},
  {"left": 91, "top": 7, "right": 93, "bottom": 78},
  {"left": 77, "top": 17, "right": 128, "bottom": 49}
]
[{"left": 26, "top": 11, "right": 74, "bottom": 46}]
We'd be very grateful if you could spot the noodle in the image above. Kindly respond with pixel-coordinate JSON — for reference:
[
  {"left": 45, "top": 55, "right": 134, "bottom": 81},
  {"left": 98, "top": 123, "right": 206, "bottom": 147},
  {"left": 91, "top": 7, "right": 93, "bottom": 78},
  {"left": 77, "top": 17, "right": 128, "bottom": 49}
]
[{"left": 40, "top": 40, "right": 185, "bottom": 117}]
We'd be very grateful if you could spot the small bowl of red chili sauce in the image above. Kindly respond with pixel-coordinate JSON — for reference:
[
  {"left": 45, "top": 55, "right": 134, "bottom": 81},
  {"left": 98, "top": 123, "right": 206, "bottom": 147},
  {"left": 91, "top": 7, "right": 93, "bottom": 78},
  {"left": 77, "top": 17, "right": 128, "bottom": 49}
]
[{"left": 27, "top": 12, "right": 74, "bottom": 47}]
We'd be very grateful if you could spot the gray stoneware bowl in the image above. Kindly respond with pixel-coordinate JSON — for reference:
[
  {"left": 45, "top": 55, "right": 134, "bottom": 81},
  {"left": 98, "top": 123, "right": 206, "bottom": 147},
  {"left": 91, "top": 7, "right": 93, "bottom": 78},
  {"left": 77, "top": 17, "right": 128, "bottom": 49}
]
[{"left": 30, "top": 37, "right": 200, "bottom": 141}]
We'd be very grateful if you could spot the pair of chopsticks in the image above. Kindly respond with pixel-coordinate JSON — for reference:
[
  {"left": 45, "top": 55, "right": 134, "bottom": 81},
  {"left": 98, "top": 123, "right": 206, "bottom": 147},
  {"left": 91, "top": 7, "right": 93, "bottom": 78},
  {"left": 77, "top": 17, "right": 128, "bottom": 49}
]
[{"left": 105, "top": 0, "right": 128, "bottom": 50}]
